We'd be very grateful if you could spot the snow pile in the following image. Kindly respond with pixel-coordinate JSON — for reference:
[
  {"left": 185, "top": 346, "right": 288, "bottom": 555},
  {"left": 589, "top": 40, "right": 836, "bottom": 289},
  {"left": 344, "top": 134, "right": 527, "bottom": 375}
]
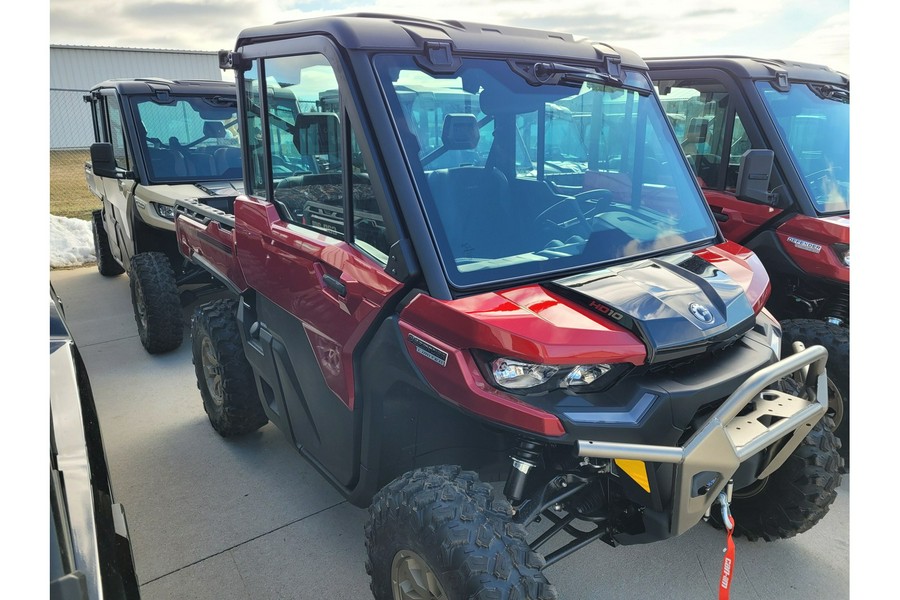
[{"left": 50, "top": 215, "right": 95, "bottom": 269}]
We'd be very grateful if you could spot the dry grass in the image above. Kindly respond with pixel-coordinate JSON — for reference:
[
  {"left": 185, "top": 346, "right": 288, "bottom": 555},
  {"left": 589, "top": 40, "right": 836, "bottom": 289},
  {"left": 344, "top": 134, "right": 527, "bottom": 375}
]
[{"left": 50, "top": 149, "right": 99, "bottom": 221}]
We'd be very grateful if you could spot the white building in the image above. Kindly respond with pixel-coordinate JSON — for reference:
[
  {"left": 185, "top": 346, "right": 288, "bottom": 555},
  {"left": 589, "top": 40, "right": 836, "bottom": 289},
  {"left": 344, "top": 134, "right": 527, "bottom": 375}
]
[{"left": 50, "top": 45, "right": 225, "bottom": 149}]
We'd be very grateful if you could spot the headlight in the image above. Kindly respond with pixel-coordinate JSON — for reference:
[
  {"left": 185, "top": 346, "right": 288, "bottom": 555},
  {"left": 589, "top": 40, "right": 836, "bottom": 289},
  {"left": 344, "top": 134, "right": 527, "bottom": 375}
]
[
  {"left": 832, "top": 243, "right": 849, "bottom": 267},
  {"left": 153, "top": 202, "right": 176, "bottom": 220},
  {"left": 491, "top": 358, "right": 558, "bottom": 390},
  {"left": 481, "top": 353, "right": 621, "bottom": 394},
  {"left": 561, "top": 364, "right": 612, "bottom": 388}
]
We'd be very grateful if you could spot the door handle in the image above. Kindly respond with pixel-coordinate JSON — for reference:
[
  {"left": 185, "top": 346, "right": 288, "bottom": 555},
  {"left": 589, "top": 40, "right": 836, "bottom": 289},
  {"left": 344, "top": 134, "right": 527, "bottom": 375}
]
[
  {"left": 323, "top": 274, "right": 347, "bottom": 297},
  {"left": 714, "top": 211, "right": 729, "bottom": 223}
]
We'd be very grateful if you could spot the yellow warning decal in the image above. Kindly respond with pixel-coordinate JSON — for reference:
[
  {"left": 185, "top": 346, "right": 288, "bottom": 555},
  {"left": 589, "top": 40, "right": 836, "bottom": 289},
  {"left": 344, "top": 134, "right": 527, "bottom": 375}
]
[{"left": 615, "top": 459, "right": 650, "bottom": 493}]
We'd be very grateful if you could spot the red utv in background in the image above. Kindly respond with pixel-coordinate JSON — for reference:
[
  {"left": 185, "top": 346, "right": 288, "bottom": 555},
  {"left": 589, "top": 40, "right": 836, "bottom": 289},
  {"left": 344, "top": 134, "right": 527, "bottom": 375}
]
[{"left": 647, "top": 57, "right": 850, "bottom": 462}]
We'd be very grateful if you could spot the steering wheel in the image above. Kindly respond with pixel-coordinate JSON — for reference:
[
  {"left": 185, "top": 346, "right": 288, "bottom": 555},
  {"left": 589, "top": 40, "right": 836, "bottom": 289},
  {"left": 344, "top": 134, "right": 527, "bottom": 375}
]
[
  {"left": 573, "top": 188, "right": 615, "bottom": 219},
  {"left": 804, "top": 168, "right": 844, "bottom": 202},
  {"left": 533, "top": 196, "right": 592, "bottom": 240},
  {"left": 805, "top": 168, "right": 844, "bottom": 183}
]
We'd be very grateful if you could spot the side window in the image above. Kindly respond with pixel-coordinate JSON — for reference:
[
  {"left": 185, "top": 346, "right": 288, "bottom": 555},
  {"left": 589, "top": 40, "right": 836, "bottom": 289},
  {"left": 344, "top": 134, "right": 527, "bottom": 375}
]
[
  {"left": 349, "top": 127, "right": 389, "bottom": 262},
  {"left": 105, "top": 97, "right": 129, "bottom": 170},
  {"left": 265, "top": 54, "right": 344, "bottom": 239},
  {"left": 725, "top": 114, "right": 749, "bottom": 190},
  {"left": 655, "top": 80, "right": 730, "bottom": 188},
  {"left": 243, "top": 61, "right": 267, "bottom": 197},
  {"left": 251, "top": 53, "right": 392, "bottom": 262},
  {"left": 90, "top": 98, "right": 107, "bottom": 143}
]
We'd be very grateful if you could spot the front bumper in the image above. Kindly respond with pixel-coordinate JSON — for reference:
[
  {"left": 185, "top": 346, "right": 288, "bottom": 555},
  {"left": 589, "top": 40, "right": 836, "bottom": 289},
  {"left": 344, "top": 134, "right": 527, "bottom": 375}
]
[{"left": 576, "top": 344, "right": 828, "bottom": 536}]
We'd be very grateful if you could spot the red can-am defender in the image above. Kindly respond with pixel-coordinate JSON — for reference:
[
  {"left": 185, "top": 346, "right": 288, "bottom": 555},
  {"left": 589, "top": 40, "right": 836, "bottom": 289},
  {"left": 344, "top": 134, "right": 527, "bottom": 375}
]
[
  {"left": 175, "top": 15, "right": 840, "bottom": 599},
  {"left": 646, "top": 57, "right": 850, "bottom": 460}
]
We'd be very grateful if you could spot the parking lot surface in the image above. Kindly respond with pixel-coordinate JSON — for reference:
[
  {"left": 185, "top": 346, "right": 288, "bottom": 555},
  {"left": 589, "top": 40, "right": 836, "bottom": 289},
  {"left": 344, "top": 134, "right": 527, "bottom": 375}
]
[{"left": 51, "top": 266, "right": 850, "bottom": 600}]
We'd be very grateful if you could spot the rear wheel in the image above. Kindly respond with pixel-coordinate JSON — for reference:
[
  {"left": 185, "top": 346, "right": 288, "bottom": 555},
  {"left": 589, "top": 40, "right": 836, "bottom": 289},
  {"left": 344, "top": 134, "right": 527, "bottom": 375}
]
[
  {"left": 709, "top": 420, "right": 841, "bottom": 541},
  {"left": 91, "top": 210, "right": 124, "bottom": 276},
  {"left": 192, "top": 298, "right": 268, "bottom": 436},
  {"left": 129, "top": 252, "right": 183, "bottom": 354},
  {"left": 365, "top": 466, "right": 557, "bottom": 600},
  {"left": 781, "top": 319, "right": 849, "bottom": 464}
]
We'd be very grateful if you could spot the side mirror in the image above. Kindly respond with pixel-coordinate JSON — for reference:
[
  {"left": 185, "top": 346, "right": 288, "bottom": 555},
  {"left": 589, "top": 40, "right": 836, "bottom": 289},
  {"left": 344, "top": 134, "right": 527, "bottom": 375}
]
[
  {"left": 90, "top": 143, "right": 121, "bottom": 178},
  {"left": 735, "top": 149, "right": 775, "bottom": 204},
  {"left": 293, "top": 113, "right": 340, "bottom": 155}
]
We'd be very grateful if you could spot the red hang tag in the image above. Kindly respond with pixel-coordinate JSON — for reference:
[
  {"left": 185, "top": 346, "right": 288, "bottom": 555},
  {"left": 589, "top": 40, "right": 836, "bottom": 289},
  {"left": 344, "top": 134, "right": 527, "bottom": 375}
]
[{"left": 719, "top": 515, "right": 736, "bottom": 600}]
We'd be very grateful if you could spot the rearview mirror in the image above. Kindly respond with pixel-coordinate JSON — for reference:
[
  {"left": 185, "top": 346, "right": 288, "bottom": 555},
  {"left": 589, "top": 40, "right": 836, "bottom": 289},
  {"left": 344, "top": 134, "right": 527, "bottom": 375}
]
[{"left": 735, "top": 149, "right": 775, "bottom": 204}]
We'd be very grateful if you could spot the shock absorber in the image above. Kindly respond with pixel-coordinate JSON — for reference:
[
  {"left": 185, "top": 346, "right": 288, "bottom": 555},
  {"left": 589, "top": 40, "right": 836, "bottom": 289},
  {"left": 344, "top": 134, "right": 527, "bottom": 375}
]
[
  {"left": 504, "top": 439, "right": 543, "bottom": 502},
  {"left": 823, "top": 289, "right": 849, "bottom": 326}
]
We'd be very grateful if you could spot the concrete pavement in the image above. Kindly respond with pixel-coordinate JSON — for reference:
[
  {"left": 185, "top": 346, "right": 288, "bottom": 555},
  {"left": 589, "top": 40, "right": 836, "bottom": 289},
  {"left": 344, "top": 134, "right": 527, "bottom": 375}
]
[{"left": 50, "top": 265, "right": 850, "bottom": 600}]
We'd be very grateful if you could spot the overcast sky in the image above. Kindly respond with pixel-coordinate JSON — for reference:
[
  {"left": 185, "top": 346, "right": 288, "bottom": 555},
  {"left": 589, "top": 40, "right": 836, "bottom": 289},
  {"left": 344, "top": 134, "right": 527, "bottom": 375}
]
[{"left": 49, "top": 0, "right": 850, "bottom": 74}]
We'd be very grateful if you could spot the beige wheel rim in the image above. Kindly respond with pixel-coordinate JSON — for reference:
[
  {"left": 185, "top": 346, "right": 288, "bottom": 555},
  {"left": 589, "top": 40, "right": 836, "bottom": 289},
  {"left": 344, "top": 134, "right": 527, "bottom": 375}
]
[{"left": 390, "top": 549, "right": 447, "bottom": 600}]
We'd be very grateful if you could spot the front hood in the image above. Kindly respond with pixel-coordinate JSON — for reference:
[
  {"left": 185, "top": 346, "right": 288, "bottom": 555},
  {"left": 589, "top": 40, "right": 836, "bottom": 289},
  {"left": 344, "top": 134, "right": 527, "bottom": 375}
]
[
  {"left": 137, "top": 180, "right": 243, "bottom": 205},
  {"left": 544, "top": 251, "right": 756, "bottom": 363}
]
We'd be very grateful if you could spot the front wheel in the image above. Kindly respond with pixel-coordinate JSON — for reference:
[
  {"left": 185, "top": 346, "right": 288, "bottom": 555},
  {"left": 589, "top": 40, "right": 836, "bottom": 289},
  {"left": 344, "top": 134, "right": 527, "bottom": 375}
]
[
  {"left": 781, "top": 319, "right": 849, "bottom": 464},
  {"left": 129, "top": 252, "right": 183, "bottom": 354},
  {"left": 365, "top": 466, "right": 557, "bottom": 600},
  {"left": 709, "top": 420, "right": 841, "bottom": 541},
  {"left": 191, "top": 298, "right": 268, "bottom": 436}
]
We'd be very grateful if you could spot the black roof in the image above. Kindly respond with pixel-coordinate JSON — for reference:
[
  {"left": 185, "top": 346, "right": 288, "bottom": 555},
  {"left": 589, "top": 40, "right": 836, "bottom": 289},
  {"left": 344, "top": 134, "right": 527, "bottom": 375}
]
[
  {"left": 233, "top": 13, "right": 646, "bottom": 69},
  {"left": 644, "top": 55, "right": 848, "bottom": 86},
  {"left": 89, "top": 77, "right": 236, "bottom": 96}
]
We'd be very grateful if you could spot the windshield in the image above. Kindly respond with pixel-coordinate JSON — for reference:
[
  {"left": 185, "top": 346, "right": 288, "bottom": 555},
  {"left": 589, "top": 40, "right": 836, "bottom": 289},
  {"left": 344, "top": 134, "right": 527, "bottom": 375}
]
[
  {"left": 132, "top": 95, "right": 241, "bottom": 182},
  {"left": 756, "top": 81, "right": 849, "bottom": 214},
  {"left": 375, "top": 55, "right": 717, "bottom": 288}
]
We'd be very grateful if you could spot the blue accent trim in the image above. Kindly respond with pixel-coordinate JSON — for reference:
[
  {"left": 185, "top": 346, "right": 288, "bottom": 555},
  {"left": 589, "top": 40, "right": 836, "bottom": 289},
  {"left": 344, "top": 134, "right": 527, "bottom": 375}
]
[{"left": 563, "top": 392, "right": 657, "bottom": 424}]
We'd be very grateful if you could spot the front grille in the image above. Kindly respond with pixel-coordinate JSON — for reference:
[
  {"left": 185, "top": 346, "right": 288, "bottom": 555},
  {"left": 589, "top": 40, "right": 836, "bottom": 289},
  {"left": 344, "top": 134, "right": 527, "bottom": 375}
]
[{"left": 645, "top": 331, "right": 744, "bottom": 375}]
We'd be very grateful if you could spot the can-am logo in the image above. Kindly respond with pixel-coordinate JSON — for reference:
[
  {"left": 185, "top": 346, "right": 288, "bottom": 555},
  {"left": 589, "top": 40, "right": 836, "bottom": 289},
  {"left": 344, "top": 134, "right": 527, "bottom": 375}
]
[
  {"left": 689, "top": 303, "right": 715, "bottom": 324},
  {"left": 787, "top": 237, "right": 822, "bottom": 254}
]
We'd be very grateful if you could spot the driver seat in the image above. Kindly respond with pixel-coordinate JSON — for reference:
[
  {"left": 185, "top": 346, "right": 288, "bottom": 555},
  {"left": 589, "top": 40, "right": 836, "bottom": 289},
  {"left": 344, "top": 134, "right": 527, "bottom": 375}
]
[
  {"left": 426, "top": 114, "right": 532, "bottom": 260},
  {"left": 214, "top": 147, "right": 241, "bottom": 176},
  {"left": 427, "top": 166, "right": 528, "bottom": 260},
  {"left": 682, "top": 118, "right": 710, "bottom": 156},
  {"left": 148, "top": 148, "right": 187, "bottom": 178}
]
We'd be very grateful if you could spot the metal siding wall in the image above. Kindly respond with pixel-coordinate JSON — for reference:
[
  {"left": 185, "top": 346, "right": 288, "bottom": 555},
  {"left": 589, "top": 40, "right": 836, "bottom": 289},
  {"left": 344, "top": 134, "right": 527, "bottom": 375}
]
[{"left": 50, "top": 46, "right": 224, "bottom": 149}]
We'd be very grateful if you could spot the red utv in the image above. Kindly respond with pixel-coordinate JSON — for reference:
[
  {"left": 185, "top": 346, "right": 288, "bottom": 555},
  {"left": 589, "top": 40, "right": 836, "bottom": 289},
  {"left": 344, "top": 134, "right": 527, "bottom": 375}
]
[
  {"left": 175, "top": 16, "right": 841, "bottom": 598},
  {"left": 647, "top": 57, "right": 849, "bottom": 461}
]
